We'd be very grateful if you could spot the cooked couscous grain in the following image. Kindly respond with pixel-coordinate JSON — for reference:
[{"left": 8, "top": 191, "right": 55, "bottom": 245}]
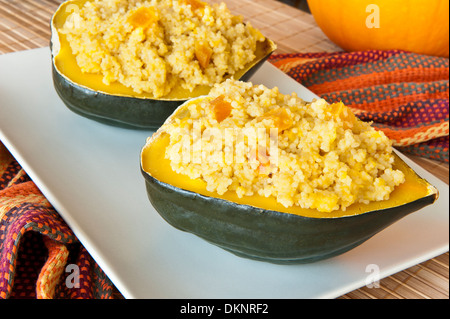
[
  {"left": 60, "top": 0, "right": 266, "bottom": 97},
  {"left": 161, "top": 79, "right": 405, "bottom": 213}
]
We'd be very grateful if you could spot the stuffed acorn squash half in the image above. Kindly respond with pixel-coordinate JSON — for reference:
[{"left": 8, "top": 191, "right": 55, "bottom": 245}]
[
  {"left": 140, "top": 80, "right": 439, "bottom": 264},
  {"left": 50, "top": 0, "right": 276, "bottom": 129}
]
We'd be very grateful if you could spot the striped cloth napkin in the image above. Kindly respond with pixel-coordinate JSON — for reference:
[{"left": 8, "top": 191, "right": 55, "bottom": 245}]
[
  {"left": 0, "top": 143, "right": 120, "bottom": 299},
  {"left": 0, "top": 49, "right": 448, "bottom": 299}
]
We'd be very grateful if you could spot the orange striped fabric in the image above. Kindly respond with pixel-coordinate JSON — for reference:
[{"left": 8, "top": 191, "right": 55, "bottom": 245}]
[{"left": 0, "top": 143, "right": 122, "bottom": 299}]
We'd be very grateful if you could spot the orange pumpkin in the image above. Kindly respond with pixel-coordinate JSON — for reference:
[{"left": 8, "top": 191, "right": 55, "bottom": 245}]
[{"left": 307, "top": 0, "right": 449, "bottom": 57}]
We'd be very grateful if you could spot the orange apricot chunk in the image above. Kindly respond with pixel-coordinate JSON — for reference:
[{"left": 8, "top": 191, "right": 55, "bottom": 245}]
[
  {"left": 128, "top": 7, "right": 158, "bottom": 29},
  {"left": 183, "top": 0, "right": 206, "bottom": 11},
  {"left": 257, "top": 107, "right": 293, "bottom": 132},
  {"left": 195, "top": 42, "right": 213, "bottom": 69},
  {"left": 330, "top": 102, "right": 357, "bottom": 129},
  {"left": 210, "top": 95, "right": 232, "bottom": 123}
]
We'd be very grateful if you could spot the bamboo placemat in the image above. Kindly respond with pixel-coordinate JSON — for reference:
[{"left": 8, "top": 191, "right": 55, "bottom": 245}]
[{"left": 0, "top": 0, "right": 448, "bottom": 299}]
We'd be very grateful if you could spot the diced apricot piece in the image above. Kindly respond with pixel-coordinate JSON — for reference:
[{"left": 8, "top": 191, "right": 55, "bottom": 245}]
[
  {"left": 195, "top": 42, "right": 213, "bottom": 69},
  {"left": 210, "top": 95, "right": 232, "bottom": 123},
  {"left": 257, "top": 107, "right": 293, "bottom": 131},
  {"left": 183, "top": 0, "right": 206, "bottom": 11},
  {"left": 330, "top": 102, "right": 356, "bottom": 129},
  {"left": 128, "top": 7, "right": 158, "bottom": 29}
]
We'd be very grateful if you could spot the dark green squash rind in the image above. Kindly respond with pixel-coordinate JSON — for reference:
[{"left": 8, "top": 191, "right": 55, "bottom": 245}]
[
  {"left": 141, "top": 167, "right": 438, "bottom": 264},
  {"left": 52, "top": 64, "right": 181, "bottom": 129}
]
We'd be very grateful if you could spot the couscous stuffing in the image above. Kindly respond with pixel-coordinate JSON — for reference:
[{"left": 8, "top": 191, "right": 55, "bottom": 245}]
[
  {"left": 161, "top": 79, "right": 406, "bottom": 213},
  {"left": 60, "top": 0, "right": 266, "bottom": 97}
]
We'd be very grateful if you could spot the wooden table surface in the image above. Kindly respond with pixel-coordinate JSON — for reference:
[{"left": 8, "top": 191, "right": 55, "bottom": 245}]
[{"left": 0, "top": 0, "right": 448, "bottom": 299}]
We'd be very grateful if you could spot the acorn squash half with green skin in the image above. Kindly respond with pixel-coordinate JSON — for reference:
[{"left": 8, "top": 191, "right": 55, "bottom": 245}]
[
  {"left": 50, "top": 0, "right": 277, "bottom": 129},
  {"left": 140, "top": 97, "right": 439, "bottom": 264}
]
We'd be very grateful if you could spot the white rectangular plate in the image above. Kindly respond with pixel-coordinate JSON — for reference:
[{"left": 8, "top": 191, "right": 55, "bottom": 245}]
[{"left": 0, "top": 48, "right": 448, "bottom": 299}]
